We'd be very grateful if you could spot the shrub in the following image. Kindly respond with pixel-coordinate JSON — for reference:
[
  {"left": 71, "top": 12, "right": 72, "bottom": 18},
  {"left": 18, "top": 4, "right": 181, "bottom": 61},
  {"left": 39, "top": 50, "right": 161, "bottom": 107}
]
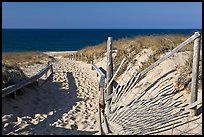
[{"left": 2, "top": 63, "right": 26, "bottom": 88}]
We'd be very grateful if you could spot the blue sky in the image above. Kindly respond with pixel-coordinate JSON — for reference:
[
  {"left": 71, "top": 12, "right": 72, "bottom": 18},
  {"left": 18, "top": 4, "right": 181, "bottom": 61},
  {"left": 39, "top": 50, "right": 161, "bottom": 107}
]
[{"left": 2, "top": 2, "right": 202, "bottom": 29}]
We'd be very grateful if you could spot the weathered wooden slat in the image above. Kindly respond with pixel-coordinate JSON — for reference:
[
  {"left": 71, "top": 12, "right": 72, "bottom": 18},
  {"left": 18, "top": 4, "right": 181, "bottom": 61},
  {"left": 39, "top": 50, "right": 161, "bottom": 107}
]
[
  {"left": 190, "top": 32, "right": 201, "bottom": 116},
  {"left": 116, "top": 99, "right": 163, "bottom": 120},
  {"left": 114, "top": 105, "right": 175, "bottom": 126},
  {"left": 110, "top": 85, "right": 125, "bottom": 104},
  {"left": 106, "top": 93, "right": 114, "bottom": 101},
  {"left": 104, "top": 58, "right": 126, "bottom": 94},
  {"left": 140, "top": 32, "right": 201, "bottom": 76},
  {"left": 128, "top": 86, "right": 173, "bottom": 108},
  {"left": 104, "top": 58, "right": 126, "bottom": 103},
  {"left": 143, "top": 91, "right": 174, "bottom": 108},
  {"left": 142, "top": 74, "right": 174, "bottom": 95},
  {"left": 102, "top": 114, "right": 110, "bottom": 134},
  {"left": 110, "top": 73, "right": 141, "bottom": 115},
  {"left": 108, "top": 121, "right": 124, "bottom": 134},
  {"left": 144, "top": 114, "right": 189, "bottom": 131},
  {"left": 115, "top": 110, "right": 186, "bottom": 134},
  {"left": 128, "top": 109, "right": 187, "bottom": 128},
  {"left": 92, "top": 64, "right": 108, "bottom": 134},
  {"left": 120, "top": 114, "right": 188, "bottom": 135},
  {"left": 123, "top": 83, "right": 174, "bottom": 110},
  {"left": 110, "top": 100, "right": 145, "bottom": 122},
  {"left": 140, "top": 88, "right": 174, "bottom": 107},
  {"left": 145, "top": 116, "right": 200, "bottom": 135},
  {"left": 112, "top": 96, "right": 182, "bottom": 125},
  {"left": 111, "top": 72, "right": 140, "bottom": 104},
  {"left": 136, "top": 81, "right": 173, "bottom": 102},
  {"left": 119, "top": 75, "right": 174, "bottom": 110},
  {"left": 115, "top": 93, "right": 162, "bottom": 117},
  {"left": 98, "top": 88, "right": 103, "bottom": 135},
  {"left": 2, "top": 64, "right": 52, "bottom": 97},
  {"left": 158, "top": 82, "right": 174, "bottom": 94},
  {"left": 106, "top": 37, "right": 114, "bottom": 117},
  {"left": 116, "top": 73, "right": 141, "bottom": 103},
  {"left": 92, "top": 64, "right": 106, "bottom": 89},
  {"left": 142, "top": 119, "right": 187, "bottom": 135},
  {"left": 98, "top": 105, "right": 102, "bottom": 135},
  {"left": 115, "top": 109, "right": 174, "bottom": 127},
  {"left": 189, "top": 100, "right": 202, "bottom": 109},
  {"left": 118, "top": 109, "right": 187, "bottom": 134},
  {"left": 111, "top": 90, "right": 174, "bottom": 122},
  {"left": 147, "top": 98, "right": 180, "bottom": 112}
]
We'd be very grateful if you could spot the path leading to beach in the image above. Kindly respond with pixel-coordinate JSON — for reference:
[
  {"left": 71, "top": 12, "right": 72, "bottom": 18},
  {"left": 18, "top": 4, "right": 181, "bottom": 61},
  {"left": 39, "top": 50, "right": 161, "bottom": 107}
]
[
  {"left": 2, "top": 51, "right": 202, "bottom": 135},
  {"left": 2, "top": 58, "right": 99, "bottom": 135}
]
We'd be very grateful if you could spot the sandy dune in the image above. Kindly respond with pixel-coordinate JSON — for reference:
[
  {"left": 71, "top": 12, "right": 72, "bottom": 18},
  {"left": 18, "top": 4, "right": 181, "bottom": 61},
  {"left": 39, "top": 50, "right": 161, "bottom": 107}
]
[
  {"left": 2, "top": 49, "right": 202, "bottom": 135},
  {"left": 2, "top": 58, "right": 99, "bottom": 135}
]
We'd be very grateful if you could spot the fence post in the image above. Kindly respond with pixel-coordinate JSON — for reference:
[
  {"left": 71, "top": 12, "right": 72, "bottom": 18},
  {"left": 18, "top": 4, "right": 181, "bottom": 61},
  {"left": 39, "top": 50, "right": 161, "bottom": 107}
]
[
  {"left": 91, "top": 55, "right": 94, "bottom": 64},
  {"left": 106, "top": 37, "right": 113, "bottom": 116},
  {"left": 51, "top": 64, "right": 54, "bottom": 74},
  {"left": 190, "top": 32, "right": 201, "bottom": 116},
  {"left": 12, "top": 91, "right": 16, "bottom": 99},
  {"left": 98, "top": 86, "right": 103, "bottom": 135}
]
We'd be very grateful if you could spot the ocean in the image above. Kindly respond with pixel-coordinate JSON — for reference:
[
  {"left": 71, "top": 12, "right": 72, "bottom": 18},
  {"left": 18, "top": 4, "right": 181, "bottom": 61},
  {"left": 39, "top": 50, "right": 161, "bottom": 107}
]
[{"left": 2, "top": 29, "right": 201, "bottom": 52}]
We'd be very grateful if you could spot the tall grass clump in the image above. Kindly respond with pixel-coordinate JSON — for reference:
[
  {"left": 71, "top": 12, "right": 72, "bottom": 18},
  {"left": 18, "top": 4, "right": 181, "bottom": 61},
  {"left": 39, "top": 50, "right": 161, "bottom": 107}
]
[
  {"left": 2, "top": 63, "right": 26, "bottom": 88},
  {"left": 176, "top": 50, "right": 202, "bottom": 92}
]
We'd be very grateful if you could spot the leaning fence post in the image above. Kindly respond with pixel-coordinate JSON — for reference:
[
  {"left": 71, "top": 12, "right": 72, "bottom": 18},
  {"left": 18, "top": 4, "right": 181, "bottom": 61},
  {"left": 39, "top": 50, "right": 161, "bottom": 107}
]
[
  {"left": 190, "top": 32, "right": 201, "bottom": 116},
  {"left": 106, "top": 37, "right": 113, "bottom": 116}
]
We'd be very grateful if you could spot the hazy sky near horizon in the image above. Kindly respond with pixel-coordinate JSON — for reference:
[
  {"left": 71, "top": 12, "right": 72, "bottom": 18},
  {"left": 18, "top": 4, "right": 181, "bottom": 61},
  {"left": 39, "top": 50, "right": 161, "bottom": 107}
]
[{"left": 2, "top": 2, "right": 202, "bottom": 29}]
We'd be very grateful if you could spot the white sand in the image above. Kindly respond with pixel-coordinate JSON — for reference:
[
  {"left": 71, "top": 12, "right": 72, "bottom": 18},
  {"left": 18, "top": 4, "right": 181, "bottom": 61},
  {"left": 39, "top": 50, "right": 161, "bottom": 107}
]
[
  {"left": 2, "top": 50, "right": 202, "bottom": 135},
  {"left": 43, "top": 51, "right": 78, "bottom": 54},
  {"left": 112, "top": 51, "right": 202, "bottom": 135},
  {"left": 2, "top": 55, "right": 99, "bottom": 135}
]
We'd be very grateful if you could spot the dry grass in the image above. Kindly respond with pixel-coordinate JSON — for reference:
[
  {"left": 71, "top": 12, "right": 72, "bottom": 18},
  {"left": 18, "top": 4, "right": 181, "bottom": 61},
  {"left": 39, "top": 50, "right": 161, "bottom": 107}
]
[
  {"left": 2, "top": 52, "right": 55, "bottom": 88},
  {"left": 66, "top": 34, "right": 196, "bottom": 75},
  {"left": 67, "top": 34, "right": 194, "bottom": 59},
  {"left": 63, "top": 34, "right": 202, "bottom": 85},
  {"left": 2, "top": 52, "right": 55, "bottom": 67},
  {"left": 175, "top": 53, "right": 193, "bottom": 92},
  {"left": 2, "top": 63, "right": 26, "bottom": 88},
  {"left": 175, "top": 49, "right": 202, "bottom": 92}
]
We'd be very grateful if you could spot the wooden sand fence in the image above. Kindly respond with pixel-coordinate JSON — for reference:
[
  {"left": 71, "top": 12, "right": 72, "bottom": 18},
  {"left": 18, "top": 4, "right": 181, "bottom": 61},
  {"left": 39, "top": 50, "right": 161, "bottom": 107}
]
[
  {"left": 92, "top": 32, "right": 202, "bottom": 135},
  {"left": 2, "top": 62, "right": 53, "bottom": 99}
]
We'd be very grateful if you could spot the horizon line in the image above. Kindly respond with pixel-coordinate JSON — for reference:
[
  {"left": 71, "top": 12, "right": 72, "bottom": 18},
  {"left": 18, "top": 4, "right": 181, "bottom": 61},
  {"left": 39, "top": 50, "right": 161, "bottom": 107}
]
[{"left": 2, "top": 28, "right": 202, "bottom": 30}]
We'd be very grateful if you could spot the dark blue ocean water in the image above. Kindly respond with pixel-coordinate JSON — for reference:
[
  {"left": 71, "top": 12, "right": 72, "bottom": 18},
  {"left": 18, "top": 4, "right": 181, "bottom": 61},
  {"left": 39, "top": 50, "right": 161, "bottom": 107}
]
[{"left": 2, "top": 29, "right": 201, "bottom": 52}]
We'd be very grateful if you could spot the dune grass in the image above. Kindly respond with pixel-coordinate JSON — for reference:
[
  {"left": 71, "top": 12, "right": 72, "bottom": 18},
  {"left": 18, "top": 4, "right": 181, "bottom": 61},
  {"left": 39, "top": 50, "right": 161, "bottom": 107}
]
[
  {"left": 2, "top": 52, "right": 54, "bottom": 67},
  {"left": 65, "top": 34, "right": 196, "bottom": 72},
  {"left": 64, "top": 34, "right": 202, "bottom": 90},
  {"left": 2, "top": 63, "right": 26, "bottom": 88},
  {"left": 2, "top": 52, "right": 55, "bottom": 88}
]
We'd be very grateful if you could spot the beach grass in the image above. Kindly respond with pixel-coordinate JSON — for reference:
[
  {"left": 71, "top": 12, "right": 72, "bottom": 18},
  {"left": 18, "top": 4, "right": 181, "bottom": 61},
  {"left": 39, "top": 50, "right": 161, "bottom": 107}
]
[
  {"left": 2, "top": 52, "right": 54, "bottom": 66},
  {"left": 64, "top": 34, "right": 196, "bottom": 71},
  {"left": 2, "top": 52, "right": 55, "bottom": 88},
  {"left": 64, "top": 34, "right": 202, "bottom": 90}
]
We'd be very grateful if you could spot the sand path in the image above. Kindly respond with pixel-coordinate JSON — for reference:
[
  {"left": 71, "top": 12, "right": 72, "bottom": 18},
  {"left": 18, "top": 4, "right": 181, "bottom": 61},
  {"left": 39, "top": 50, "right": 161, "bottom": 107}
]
[{"left": 2, "top": 58, "right": 99, "bottom": 135}]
